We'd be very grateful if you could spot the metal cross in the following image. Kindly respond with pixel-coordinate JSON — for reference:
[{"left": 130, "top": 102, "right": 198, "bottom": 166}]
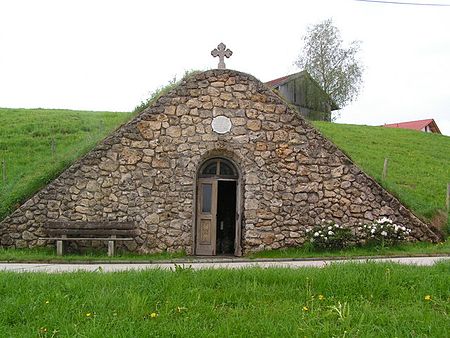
[{"left": 211, "top": 43, "right": 233, "bottom": 69}]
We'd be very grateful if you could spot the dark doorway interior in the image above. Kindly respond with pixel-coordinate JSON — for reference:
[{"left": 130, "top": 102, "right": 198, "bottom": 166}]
[{"left": 216, "top": 181, "right": 237, "bottom": 255}]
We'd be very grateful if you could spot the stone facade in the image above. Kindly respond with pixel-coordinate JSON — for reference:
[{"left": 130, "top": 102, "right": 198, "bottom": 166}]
[{"left": 0, "top": 69, "right": 440, "bottom": 254}]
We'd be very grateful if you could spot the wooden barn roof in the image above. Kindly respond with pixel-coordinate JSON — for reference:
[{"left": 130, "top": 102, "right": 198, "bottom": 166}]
[{"left": 265, "top": 71, "right": 339, "bottom": 111}]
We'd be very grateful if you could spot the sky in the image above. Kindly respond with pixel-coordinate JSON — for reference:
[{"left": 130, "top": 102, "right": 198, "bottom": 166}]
[{"left": 1, "top": 0, "right": 449, "bottom": 135}]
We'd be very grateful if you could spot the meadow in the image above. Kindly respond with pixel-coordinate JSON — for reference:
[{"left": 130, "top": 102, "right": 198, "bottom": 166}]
[
  {"left": 0, "top": 262, "right": 448, "bottom": 337},
  {"left": 0, "top": 108, "right": 131, "bottom": 220}
]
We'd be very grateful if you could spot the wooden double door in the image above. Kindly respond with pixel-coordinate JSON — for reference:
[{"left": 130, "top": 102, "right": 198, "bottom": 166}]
[{"left": 195, "top": 177, "right": 241, "bottom": 256}]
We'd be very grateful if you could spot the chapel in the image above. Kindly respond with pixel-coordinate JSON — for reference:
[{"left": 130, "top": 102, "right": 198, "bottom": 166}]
[{"left": 0, "top": 61, "right": 440, "bottom": 255}]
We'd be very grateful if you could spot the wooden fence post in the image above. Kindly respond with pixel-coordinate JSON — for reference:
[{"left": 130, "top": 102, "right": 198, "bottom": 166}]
[
  {"left": 1, "top": 159, "right": 5, "bottom": 184},
  {"left": 382, "top": 158, "right": 389, "bottom": 180},
  {"left": 446, "top": 183, "right": 450, "bottom": 212},
  {"left": 51, "top": 137, "right": 56, "bottom": 156}
]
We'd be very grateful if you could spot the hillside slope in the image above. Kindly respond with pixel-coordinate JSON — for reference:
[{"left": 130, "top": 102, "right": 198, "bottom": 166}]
[
  {"left": 0, "top": 108, "right": 448, "bottom": 231},
  {"left": 0, "top": 108, "right": 131, "bottom": 220},
  {"left": 314, "top": 121, "right": 450, "bottom": 229}
]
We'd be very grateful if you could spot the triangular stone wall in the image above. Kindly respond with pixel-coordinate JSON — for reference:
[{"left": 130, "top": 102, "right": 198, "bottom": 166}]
[{"left": 0, "top": 70, "right": 440, "bottom": 254}]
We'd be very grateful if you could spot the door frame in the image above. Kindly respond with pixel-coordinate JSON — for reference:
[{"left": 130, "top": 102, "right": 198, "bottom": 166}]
[{"left": 193, "top": 157, "right": 242, "bottom": 256}]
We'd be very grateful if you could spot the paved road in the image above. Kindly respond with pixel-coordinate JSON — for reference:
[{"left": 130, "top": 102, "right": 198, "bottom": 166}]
[{"left": 0, "top": 256, "right": 448, "bottom": 273}]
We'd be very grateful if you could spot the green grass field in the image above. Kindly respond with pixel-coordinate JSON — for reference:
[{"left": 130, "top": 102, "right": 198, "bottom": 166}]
[
  {"left": 0, "top": 108, "right": 131, "bottom": 220},
  {"left": 0, "top": 262, "right": 448, "bottom": 337}
]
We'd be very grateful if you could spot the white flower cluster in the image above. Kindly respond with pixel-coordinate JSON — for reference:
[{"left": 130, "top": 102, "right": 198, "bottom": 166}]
[
  {"left": 358, "top": 217, "right": 411, "bottom": 241},
  {"left": 306, "top": 220, "right": 352, "bottom": 248},
  {"left": 376, "top": 217, "right": 393, "bottom": 224}
]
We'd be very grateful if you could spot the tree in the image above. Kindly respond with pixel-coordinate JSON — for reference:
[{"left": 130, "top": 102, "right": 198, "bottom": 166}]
[{"left": 295, "top": 19, "right": 363, "bottom": 117}]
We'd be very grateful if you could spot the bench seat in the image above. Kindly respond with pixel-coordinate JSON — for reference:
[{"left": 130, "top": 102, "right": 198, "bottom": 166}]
[{"left": 42, "top": 221, "right": 137, "bottom": 257}]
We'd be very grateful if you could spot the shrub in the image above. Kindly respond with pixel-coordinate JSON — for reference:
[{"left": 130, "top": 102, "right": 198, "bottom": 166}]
[
  {"left": 133, "top": 70, "right": 201, "bottom": 114},
  {"left": 359, "top": 217, "right": 411, "bottom": 246},
  {"left": 306, "top": 220, "right": 353, "bottom": 250}
]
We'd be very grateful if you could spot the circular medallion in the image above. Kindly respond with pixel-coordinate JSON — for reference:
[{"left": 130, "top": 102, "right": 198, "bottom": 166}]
[{"left": 211, "top": 116, "right": 232, "bottom": 134}]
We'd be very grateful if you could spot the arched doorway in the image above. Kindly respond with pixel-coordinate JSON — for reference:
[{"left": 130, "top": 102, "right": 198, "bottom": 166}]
[{"left": 195, "top": 157, "right": 242, "bottom": 256}]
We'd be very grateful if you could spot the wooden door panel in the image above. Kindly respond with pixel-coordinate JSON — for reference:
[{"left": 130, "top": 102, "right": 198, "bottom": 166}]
[
  {"left": 196, "top": 180, "right": 217, "bottom": 255},
  {"left": 199, "top": 219, "right": 212, "bottom": 245}
]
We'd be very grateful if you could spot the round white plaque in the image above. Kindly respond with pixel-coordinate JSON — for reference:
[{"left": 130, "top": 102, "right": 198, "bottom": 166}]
[{"left": 211, "top": 116, "right": 232, "bottom": 134}]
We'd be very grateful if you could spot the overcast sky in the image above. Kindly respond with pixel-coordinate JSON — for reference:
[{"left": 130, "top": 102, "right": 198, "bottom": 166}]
[{"left": 1, "top": 0, "right": 449, "bottom": 135}]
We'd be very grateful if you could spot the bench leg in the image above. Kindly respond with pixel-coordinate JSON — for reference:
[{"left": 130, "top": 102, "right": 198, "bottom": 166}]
[
  {"left": 56, "top": 240, "right": 64, "bottom": 256},
  {"left": 108, "top": 240, "right": 115, "bottom": 257}
]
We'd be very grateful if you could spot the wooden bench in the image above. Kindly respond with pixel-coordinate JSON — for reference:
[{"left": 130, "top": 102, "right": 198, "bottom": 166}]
[{"left": 43, "top": 221, "right": 137, "bottom": 257}]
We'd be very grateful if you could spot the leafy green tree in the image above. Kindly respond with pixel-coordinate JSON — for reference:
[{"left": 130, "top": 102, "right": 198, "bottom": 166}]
[{"left": 295, "top": 19, "right": 363, "bottom": 116}]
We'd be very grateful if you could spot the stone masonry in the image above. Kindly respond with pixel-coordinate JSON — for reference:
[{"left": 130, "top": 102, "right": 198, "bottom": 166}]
[{"left": 0, "top": 69, "right": 440, "bottom": 254}]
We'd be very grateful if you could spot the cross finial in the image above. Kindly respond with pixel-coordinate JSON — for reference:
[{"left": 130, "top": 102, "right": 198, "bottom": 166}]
[{"left": 211, "top": 43, "right": 233, "bottom": 69}]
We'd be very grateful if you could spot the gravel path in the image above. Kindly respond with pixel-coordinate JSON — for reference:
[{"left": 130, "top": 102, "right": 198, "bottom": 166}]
[{"left": 1, "top": 256, "right": 448, "bottom": 273}]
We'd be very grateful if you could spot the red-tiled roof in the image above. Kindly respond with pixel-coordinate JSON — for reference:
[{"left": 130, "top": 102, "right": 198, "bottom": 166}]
[
  {"left": 265, "top": 74, "right": 292, "bottom": 87},
  {"left": 384, "top": 119, "right": 441, "bottom": 134},
  {"left": 265, "top": 71, "right": 305, "bottom": 88}
]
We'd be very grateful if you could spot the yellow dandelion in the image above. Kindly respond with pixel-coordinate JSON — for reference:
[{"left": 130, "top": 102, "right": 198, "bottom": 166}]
[
  {"left": 424, "top": 295, "right": 432, "bottom": 301},
  {"left": 150, "top": 312, "right": 158, "bottom": 318},
  {"left": 318, "top": 295, "right": 325, "bottom": 301},
  {"left": 45, "top": 300, "right": 50, "bottom": 304},
  {"left": 85, "top": 312, "right": 92, "bottom": 317},
  {"left": 302, "top": 306, "right": 309, "bottom": 312},
  {"left": 177, "top": 306, "right": 187, "bottom": 313}
]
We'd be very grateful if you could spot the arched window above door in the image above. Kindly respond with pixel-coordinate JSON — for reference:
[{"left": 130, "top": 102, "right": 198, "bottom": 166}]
[{"left": 199, "top": 158, "right": 238, "bottom": 178}]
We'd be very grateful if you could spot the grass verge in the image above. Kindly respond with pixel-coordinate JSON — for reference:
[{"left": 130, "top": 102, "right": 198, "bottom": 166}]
[
  {"left": 0, "top": 240, "right": 448, "bottom": 262},
  {"left": 0, "top": 247, "right": 185, "bottom": 262},
  {"left": 0, "top": 262, "right": 449, "bottom": 337},
  {"left": 250, "top": 239, "right": 450, "bottom": 259}
]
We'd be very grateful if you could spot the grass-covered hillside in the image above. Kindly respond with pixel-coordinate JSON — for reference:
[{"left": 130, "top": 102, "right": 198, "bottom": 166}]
[
  {"left": 0, "top": 108, "right": 131, "bottom": 220},
  {"left": 0, "top": 107, "right": 448, "bottom": 232},
  {"left": 314, "top": 122, "right": 450, "bottom": 229}
]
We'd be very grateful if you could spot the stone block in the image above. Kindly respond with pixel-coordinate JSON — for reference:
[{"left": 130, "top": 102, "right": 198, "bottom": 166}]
[
  {"left": 166, "top": 126, "right": 182, "bottom": 138},
  {"left": 176, "top": 104, "right": 190, "bottom": 115},
  {"left": 247, "top": 120, "right": 261, "bottom": 131},
  {"left": 232, "top": 84, "right": 247, "bottom": 92},
  {"left": 273, "top": 130, "right": 288, "bottom": 143},
  {"left": 86, "top": 181, "right": 100, "bottom": 192},
  {"left": 152, "top": 158, "right": 170, "bottom": 168},
  {"left": 245, "top": 199, "right": 259, "bottom": 210},
  {"left": 207, "top": 87, "right": 220, "bottom": 96},
  {"left": 99, "top": 159, "right": 119, "bottom": 172},
  {"left": 119, "top": 148, "right": 142, "bottom": 165},
  {"left": 22, "top": 230, "right": 36, "bottom": 241},
  {"left": 210, "top": 81, "right": 225, "bottom": 88},
  {"left": 246, "top": 173, "right": 259, "bottom": 185}
]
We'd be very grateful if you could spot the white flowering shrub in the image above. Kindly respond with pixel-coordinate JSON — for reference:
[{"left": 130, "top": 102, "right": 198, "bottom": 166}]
[
  {"left": 359, "top": 217, "right": 412, "bottom": 245},
  {"left": 306, "top": 220, "right": 353, "bottom": 250}
]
